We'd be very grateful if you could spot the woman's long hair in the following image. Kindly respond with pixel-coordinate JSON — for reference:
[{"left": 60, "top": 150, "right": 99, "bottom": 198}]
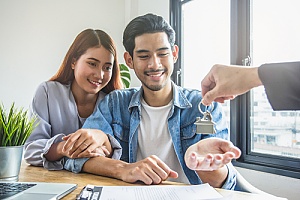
[{"left": 50, "top": 29, "right": 123, "bottom": 93}]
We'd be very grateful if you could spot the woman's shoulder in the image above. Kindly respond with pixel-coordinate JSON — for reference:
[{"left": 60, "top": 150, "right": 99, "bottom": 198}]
[
  {"left": 33, "top": 81, "right": 71, "bottom": 99},
  {"left": 37, "top": 81, "right": 70, "bottom": 92}
]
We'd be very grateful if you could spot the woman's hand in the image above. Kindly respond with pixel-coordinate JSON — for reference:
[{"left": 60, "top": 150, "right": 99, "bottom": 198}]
[{"left": 62, "top": 129, "right": 112, "bottom": 158}]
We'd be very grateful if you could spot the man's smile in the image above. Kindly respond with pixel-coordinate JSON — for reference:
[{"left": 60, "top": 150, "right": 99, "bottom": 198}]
[{"left": 144, "top": 69, "right": 166, "bottom": 77}]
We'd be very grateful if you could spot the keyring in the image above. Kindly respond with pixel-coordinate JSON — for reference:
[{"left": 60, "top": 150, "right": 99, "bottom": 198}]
[{"left": 198, "top": 101, "right": 214, "bottom": 115}]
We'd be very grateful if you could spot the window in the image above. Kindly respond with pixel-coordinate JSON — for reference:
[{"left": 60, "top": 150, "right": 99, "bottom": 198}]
[
  {"left": 170, "top": 0, "right": 300, "bottom": 178},
  {"left": 170, "top": 0, "right": 231, "bottom": 128},
  {"left": 251, "top": 0, "right": 300, "bottom": 160},
  {"left": 180, "top": 1, "right": 230, "bottom": 89}
]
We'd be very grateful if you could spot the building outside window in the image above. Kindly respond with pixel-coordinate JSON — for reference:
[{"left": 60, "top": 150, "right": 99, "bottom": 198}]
[
  {"left": 171, "top": 0, "right": 300, "bottom": 178},
  {"left": 251, "top": 0, "right": 300, "bottom": 159}
]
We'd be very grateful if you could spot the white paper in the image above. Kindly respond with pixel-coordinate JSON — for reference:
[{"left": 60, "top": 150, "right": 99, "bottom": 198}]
[{"left": 97, "top": 183, "right": 223, "bottom": 200}]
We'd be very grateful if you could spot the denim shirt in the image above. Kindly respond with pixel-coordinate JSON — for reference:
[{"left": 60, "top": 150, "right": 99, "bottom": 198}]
[{"left": 65, "top": 82, "right": 237, "bottom": 189}]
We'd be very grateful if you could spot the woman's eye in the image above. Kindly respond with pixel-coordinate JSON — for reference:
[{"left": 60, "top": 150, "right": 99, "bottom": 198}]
[
  {"left": 104, "top": 66, "right": 112, "bottom": 71},
  {"left": 88, "top": 62, "right": 97, "bottom": 67}
]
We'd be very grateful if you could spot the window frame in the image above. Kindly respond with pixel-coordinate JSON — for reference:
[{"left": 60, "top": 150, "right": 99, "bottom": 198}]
[{"left": 170, "top": 0, "right": 300, "bottom": 179}]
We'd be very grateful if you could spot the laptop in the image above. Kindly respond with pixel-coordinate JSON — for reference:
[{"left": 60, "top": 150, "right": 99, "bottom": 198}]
[{"left": 0, "top": 181, "right": 77, "bottom": 200}]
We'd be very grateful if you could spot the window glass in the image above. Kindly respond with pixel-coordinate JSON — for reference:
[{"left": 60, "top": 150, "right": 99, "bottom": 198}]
[
  {"left": 251, "top": 0, "right": 300, "bottom": 158},
  {"left": 182, "top": 0, "right": 231, "bottom": 125}
]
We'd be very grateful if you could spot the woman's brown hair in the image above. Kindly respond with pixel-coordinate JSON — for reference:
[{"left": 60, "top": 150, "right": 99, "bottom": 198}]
[{"left": 50, "top": 29, "right": 123, "bottom": 93}]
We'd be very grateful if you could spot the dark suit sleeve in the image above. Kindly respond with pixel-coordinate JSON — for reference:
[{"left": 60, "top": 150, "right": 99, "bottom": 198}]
[{"left": 258, "top": 61, "right": 300, "bottom": 110}]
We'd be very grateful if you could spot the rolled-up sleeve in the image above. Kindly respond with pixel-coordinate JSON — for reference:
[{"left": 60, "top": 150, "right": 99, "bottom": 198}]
[
  {"left": 24, "top": 133, "right": 65, "bottom": 169},
  {"left": 220, "top": 163, "right": 237, "bottom": 190},
  {"left": 64, "top": 157, "right": 90, "bottom": 173},
  {"left": 107, "top": 135, "right": 122, "bottom": 159}
]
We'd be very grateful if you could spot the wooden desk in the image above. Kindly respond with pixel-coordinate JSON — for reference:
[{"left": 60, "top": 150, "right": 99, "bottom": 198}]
[{"left": 18, "top": 160, "right": 286, "bottom": 200}]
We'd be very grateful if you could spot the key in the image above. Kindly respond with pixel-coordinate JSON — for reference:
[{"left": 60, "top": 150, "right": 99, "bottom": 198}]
[{"left": 195, "top": 102, "right": 216, "bottom": 134}]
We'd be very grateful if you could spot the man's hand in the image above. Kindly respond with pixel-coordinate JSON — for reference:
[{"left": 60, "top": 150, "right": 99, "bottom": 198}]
[
  {"left": 119, "top": 155, "right": 178, "bottom": 185},
  {"left": 62, "top": 129, "right": 112, "bottom": 158},
  {"left": 201, "top": 64, "right": 262, "bottom": 106},
  {"left": 184, "top": 138, "right": 241, "bottom": 171}
]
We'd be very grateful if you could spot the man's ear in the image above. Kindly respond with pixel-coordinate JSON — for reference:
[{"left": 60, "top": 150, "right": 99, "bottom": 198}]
[
  {"left": 172, "top": 45, "right": 179, "bottom": 63},
  {"left": 124, "top": 52, "right": 134, "bottom": 69}
]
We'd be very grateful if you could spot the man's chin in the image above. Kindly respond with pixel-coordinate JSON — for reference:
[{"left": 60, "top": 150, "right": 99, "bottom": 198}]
[{"left": 143, "top": 84, "right": 163, "bottom": 91}]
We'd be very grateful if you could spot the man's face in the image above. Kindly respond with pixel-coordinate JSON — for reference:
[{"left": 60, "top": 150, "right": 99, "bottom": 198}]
[{"left": 125, "top": 32, "right": 178, "bottom": 92}]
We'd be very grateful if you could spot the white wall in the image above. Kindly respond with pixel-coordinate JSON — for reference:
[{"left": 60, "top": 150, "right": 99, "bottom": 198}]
[
  {"left": 236, "top": 167, "right": 300, "bottom": 200},
  {"left": 0, "top": 0, "right": 169, "bottom": 109},
  {"left": 1, "top": 1, "right": 298, "bottom": 200},
  {"left": 123, "top": 0, "right": 169, "bottom": 88}
]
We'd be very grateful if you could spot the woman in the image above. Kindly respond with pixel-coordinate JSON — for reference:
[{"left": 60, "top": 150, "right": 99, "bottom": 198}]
[{"left": 24, "top": 29, "right": 123, "bottom": 170}]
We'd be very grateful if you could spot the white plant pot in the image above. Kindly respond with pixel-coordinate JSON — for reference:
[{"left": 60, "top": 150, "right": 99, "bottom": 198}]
[{"left": 0, "top": 145, "right": 23, "bottom": 182}]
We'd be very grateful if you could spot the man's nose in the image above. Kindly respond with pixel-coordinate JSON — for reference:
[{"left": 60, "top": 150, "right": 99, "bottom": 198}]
[{"left": 148, "top": 55, "right": 161, "bottom": 69}]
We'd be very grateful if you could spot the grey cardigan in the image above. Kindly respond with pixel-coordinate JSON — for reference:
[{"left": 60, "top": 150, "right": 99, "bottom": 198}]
[{"left": 24, "top": 81, "right": 120, "bottom": 170}]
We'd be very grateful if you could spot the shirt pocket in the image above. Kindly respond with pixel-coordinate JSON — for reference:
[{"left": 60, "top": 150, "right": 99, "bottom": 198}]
[
  {"left": 180, "top": 122, "right": 198, "bottom": 140},
  {"left": 180, "top": 121, "right": 214, "bottom": 149}
]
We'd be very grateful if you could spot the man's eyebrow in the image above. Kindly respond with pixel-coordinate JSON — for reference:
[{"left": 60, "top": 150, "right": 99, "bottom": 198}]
[
  {"left": 135, "top": 49, "right": 149, "bottom": 54},
  {"left": 157, "top": 47, "right": 170, "bottom": 51},
  {"left": 135, "top": 47, "right": 170, "bottom": 54}
]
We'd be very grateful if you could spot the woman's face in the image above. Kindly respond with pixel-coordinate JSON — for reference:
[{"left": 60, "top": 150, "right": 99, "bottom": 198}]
[{"left": 72, "top": 46, "right": 114, "bottom": 95}]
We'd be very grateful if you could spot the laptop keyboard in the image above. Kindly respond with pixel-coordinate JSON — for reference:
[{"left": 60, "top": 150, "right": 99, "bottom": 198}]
[{"left": 0, "top": 182, "right": 36, "bottom": 199}]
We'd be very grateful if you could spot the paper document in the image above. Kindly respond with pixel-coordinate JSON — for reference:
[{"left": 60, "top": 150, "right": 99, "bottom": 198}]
[{"left": 78, "top": 183, "right": 223, "bottom": 200}]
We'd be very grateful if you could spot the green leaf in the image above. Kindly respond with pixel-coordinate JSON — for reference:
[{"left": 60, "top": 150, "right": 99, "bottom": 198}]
[
  {"left": 119, "top": 64, "right": 130, "bottom": 72},
  {"left": 119, "top": 64, "right": 131, "bottom": 88},
  {"left": 0, "top": 102, "right": 37, "bottom": 147}
]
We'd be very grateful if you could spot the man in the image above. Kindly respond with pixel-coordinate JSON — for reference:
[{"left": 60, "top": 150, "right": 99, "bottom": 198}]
[
  {"left": 63, "top": 13, "right": 241, "bottom": 189},
  {"left": 201, "top": 63, "right": 300, "bottom": 110}
]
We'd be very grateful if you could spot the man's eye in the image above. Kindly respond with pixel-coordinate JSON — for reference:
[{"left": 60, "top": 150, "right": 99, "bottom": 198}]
[
  {"left": 159, "top": 53, "right": 169, "bottom": 57},
  {"left": 138, "top": 55, "right": 149, "bottom": 59}
]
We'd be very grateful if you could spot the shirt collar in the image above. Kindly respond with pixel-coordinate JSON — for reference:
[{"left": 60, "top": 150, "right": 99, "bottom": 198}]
[{"left": 128, "top": 81, "right": 192, "bottom": 110}]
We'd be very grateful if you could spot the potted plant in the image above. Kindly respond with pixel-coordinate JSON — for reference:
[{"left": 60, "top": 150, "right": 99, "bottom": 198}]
[
  {"left": 119, "top": 63, "right": 131, "bottom": 88},
  {"left": 0, "top": 103, "right": 37, "bottom": 181}
]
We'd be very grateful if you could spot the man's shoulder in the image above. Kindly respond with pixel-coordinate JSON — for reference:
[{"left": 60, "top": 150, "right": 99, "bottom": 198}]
[
  {"left": 109, "top": 87, "right": 139, "bottom": 95},
  {"left": 181, "top": 86, "right": 201, "bottom": 93},
  {"left": 106, "top": 87, "right": 140, "bottom": 101},
  {"left": 176, "top": 85, "right": 202, "bottom": 99}
]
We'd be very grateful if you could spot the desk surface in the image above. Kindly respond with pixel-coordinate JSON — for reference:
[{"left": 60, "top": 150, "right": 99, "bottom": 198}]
[{"left": 18, "top": 160, "right": 286, "bottom": 200}]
